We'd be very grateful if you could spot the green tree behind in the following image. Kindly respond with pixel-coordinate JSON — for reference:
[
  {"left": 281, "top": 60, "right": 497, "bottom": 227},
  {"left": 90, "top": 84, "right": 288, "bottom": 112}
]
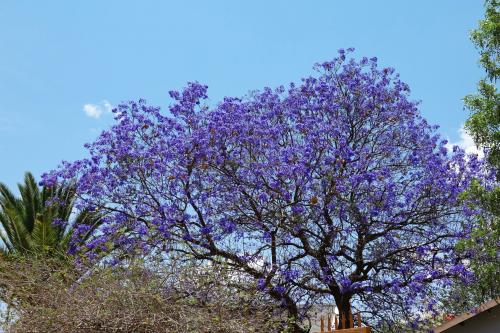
[
  {"left": 444, "top": 0, "right": 500, "bottom": 315},
  {"left": 464, "top": 0, "right": 499, "bottom": 172},
  {"left": 0, "top": 172, "right": 101, "bottom": 257}
]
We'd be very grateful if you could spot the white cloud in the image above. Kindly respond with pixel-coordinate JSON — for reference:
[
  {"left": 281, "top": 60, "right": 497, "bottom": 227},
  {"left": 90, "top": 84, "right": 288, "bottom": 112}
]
[
  {"left": 83, "top": 100, "right": 113, "bottom": 119},
  {"left": 83, "top": 104, "right": 102, "bottom": 118},
  {"left": 102, "top": 100, "right": 113, "bottom": 113},
  {"left": 446, "top": 125, "right": 484, "bottom": 158}
]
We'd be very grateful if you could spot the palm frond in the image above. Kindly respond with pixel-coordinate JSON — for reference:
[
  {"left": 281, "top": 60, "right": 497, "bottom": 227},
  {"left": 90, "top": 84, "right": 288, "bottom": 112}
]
[
  {"left": 17, "top": 172, "right": 41, "bottom": 233},
  {"left": 0, "top": 173, "right": 102, "bottom": 257},
  {"left": 0, "top": 206, "right": 33, "bottom": 254},
  {"left": 31, "top": 216, "right": 58, "bottom": 254}
]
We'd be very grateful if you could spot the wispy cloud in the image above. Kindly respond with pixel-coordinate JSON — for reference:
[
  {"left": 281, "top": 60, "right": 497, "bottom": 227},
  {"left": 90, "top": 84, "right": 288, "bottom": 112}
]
[
  {"left": 83, "top": 100, "right": 113, "bottom": 119},
  {"left": 446, "top": 124, "right": 483, "bottom": 158},
  {"left": 83, "top": 104, "right": 102, "bottom": 118},
  {"left": 102, "top": 100, "right": 113, "bottom": 113}
]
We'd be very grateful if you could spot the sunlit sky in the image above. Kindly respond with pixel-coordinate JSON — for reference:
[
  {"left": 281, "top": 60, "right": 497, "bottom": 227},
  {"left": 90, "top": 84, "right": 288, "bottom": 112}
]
[{"left": 0, "top": 1, "right": 485, "bottom": 190}]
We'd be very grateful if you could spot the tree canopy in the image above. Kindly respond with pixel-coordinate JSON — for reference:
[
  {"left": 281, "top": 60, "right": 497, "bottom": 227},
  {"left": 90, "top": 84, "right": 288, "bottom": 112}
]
[
  {"left": 42, "top": 50, "right": 488, "bottom": 331},
  {"left": 442, "top": 0, "right": 500, "bottom": 316},
  {"left": 464, "top": 0, "right": 499, "bottom": 173}
]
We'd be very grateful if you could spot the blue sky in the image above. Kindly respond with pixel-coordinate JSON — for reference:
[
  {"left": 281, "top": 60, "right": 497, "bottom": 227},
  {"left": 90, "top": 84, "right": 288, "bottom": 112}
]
[{"left": 0, "top": 1, "right": 485, "bottom": 190}]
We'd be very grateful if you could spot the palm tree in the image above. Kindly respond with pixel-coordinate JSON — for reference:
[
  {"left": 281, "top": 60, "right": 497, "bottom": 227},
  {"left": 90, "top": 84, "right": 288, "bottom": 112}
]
[{"left": 0, "top": 172, "right": 101, "bottom": 256}]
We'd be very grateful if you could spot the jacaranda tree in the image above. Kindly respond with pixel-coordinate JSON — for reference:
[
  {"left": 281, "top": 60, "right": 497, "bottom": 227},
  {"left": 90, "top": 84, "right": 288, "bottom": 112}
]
[{"left": 42, "top": 50, "right": 487, "bottom": 332}]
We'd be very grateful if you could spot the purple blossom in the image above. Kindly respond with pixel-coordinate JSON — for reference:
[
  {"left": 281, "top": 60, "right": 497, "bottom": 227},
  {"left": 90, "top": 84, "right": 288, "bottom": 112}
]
[
  {"left": 273, "top": 285, "right": 286, "bottom": 295},
  {"left": 257, "top": 278, "right": 267, "bottom": 291},
  {"left": 41, "top": 49, "right": 491, "bottom": 329},
  {"left": 52, "top": 218, "right": 67, "bottom": 227}
]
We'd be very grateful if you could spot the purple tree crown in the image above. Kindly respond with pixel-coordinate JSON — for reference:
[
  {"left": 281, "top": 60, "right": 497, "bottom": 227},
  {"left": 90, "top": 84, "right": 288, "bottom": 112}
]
[{"left": 42, "top": 49, "right": 487, "bottom": 330}]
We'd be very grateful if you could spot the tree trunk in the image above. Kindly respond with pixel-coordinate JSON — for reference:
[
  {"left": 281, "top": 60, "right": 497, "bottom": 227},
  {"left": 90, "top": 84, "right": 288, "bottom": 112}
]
[
  {"left": 335, "top": 294, "right": 353, "bottom": 329},
  {"left": 268, "top": 289, "right": 307, "bottom": 333},
  {"left": 284, "top": 301, "right": 308, "bottom": 333}
]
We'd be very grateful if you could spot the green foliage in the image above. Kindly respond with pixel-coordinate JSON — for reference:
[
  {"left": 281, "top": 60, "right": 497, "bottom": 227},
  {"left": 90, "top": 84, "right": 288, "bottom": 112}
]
[
  {"left": 464, "top": 0, "right": 500, "bottom": 300},
  {"left": 444, "top": 181, "right": 500, "bottom": 314},
  {"left": 444, "top": 0, "right": 500, "bottom": 316},
  {"left": 0, "top": 172, "right": 101, "bottom": 257},
  {"left": 464, "top": 0, "right": 499, "bottom": 173}
]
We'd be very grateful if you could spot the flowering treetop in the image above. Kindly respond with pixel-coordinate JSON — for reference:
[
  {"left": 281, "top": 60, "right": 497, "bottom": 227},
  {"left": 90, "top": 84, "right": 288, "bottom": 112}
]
[{"left": 42, "top": 49, "right": 487, "bottom": 331}]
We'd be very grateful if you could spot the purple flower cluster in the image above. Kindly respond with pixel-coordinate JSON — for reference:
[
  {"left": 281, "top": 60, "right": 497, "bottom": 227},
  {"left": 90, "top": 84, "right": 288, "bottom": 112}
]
[{"left": 42, "top": 49, "right": 489, "bottom": 326}]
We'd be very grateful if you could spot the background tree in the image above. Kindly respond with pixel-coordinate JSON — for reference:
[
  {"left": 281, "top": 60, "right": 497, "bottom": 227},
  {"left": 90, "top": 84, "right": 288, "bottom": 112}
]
[
  {"left": 439, "top": 180, "right": 499, "bottom": 315},
  {"left": 0, "top": 172, "right": 101, "bottom": 256},
  {"left": 42, "top": 50, "right": 485, "bottom": 332},
  {"left": 464, "top": 0, "right": 499, "bottom": 172},
  {"left": 440, "top": 0, "right": 499, "bottom": 316}
]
